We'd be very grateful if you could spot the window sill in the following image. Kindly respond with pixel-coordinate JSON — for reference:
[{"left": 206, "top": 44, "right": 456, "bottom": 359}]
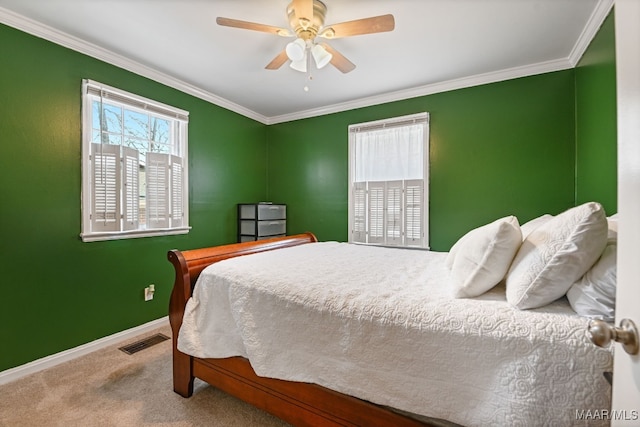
[
  {"left": 348, "top": 241, "right": 431, "bottom": 251},
  {"left": 81, "top": 227, "right": 191, "bottom": 242}
]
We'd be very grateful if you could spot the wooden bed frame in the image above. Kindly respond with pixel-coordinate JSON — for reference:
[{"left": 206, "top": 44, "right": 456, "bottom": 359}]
[{"left": 168, "top": 233, "right": 435, "bottom": 427}]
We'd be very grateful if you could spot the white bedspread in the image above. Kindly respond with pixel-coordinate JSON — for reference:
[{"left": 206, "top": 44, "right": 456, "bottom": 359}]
[{"left": 178, "top": 242, "right": 613, "bottom": 427}]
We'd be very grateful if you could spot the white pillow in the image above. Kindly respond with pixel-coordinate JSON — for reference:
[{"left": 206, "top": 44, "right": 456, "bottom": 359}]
[
  {"left": 449, "top": 216, "right": 522, "bottom": 298},
  {"left": 566, "top": 231, "right": 617, "bottom": 322},
  {"left": 520, "top": 214, "right": 553, "bottom": 240},
  {"left": 445, "top": 231, "right": 467, "bottom": 270},
  {"left": 506, "top": 202, "right": 608, "bottom": 309},
  {"left": 607, "top": 214, "right": 618, "bottom": 233}
]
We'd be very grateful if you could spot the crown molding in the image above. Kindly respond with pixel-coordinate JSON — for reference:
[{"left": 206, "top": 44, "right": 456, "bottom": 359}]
[
  {"left": 0, "top": 6, "right": 270, "bottom": 124},
  {"left": 568, "top": 0, "right": 614, "bottom": 67},
  {"left": 266, "top": 57, "right": 574, "bottom": 124}
]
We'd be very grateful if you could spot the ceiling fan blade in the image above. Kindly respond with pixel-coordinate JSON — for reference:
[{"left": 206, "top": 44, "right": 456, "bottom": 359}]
[
  {"left": 292, "top": 0, "right": 314, "bottom": 21},
  {"left": 320, "top": 43, "right": 356, "bottom": 74},
  {"left": 319, "top": 14, "right": 395, "bottom": 39},
  {"left": 216, "top": 17, "right": 292, "bottom": 37},
  {"left": 265, "top": 50, "right": 289, "bottom": 70}
]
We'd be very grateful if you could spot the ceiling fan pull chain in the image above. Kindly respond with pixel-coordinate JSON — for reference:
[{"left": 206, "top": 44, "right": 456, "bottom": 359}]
[
  {"left": 304, "top": 56, "right": 312, "bottom": 92},
  {"left": 304, "top": 75, "right": 312, "bottom": 92}
]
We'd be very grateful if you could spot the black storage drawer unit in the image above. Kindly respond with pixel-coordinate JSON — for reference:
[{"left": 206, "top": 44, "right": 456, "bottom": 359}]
[{"left": 238, "top": 203, "right": 286, "bottom": 242}]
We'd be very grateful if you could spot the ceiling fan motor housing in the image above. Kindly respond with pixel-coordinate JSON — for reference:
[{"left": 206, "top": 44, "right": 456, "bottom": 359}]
[{"left": 287, "top": 0, "right": 327, "bottom": 40}]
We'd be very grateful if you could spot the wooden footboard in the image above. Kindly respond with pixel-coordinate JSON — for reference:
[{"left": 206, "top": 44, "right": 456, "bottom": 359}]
[
  {"left": 167, "top": 233, "right": 433, "bottom": 427},
  {"left": 167, "top": 233, "right": 319, "bottom": 398}
]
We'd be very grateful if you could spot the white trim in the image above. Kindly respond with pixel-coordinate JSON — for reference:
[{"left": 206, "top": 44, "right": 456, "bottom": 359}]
[
  {"left": 84, "top": 79, "right": 189, "bottom": 120},
  {"left": 267, "top": 58, "right": 573, "bottom": 124},
  {"left": 612, "top": 0, "right": 640, "bottom": 417},
  {"left": 568, "top": 0, "right": 614, "bottom": 67},
  {"left": 0, "top": 1, "right": 613, "bottom": 125},
  {"left": 0, "top": 316, "right": 169, "bottom": 386},
  {"left": 81, "top": 226, "right": 191, "bottom": 242},
  {"left": 348, "top": 112, "right": 429, "bottom": 132}
]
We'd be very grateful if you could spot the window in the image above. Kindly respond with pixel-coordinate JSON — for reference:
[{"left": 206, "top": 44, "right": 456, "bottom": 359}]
[
  {"left": 81, "top": 79, "right": 189, "bottom": 242},
  {"left": 348, "top": 113, "right": 429, "bottom": 248}
]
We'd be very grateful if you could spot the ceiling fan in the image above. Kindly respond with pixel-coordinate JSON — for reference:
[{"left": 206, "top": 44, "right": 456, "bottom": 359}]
[{"left": 216, "top": 0, "right": 395, "bottom": 74}]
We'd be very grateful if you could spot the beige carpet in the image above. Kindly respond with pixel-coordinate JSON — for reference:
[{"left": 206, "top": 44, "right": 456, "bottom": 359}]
[{"left": 0, "top": 324, "right": 290, "bottom": 427}]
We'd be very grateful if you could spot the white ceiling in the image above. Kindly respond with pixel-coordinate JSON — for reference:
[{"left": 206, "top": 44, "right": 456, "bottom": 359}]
[{"left": 0, "top": 0, "right": 611, "bottom": 124}]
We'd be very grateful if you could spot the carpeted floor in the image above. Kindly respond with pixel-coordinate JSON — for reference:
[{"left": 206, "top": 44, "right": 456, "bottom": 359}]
[{"left": 0, "top": 324, "right": 290, "bottom": 427}]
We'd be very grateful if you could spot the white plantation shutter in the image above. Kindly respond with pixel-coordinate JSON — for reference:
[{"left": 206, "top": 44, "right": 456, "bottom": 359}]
[
  {"left": 386, "top": 181, "right": 403, "bottom": 245},
  {"left": 91, "top": 143, "right": 120, "bottom": 232},
  {"left": 368, "top": 181, "right": 385, "bottom": 244},
  {"left": 352, "top": 179, "right": 424, "bottom": 246},
  {"left": 405, "top": 179, "right": 424, "bottom": 247},
  {"left": 122, "top": 146, "right": 139, "bottom": 231},
  {"left": 170, "top": 155, "right": 184, "bottom": 228},
  {"left": 147, "top": 152, "right": 170, "bottom": 229},
  {"left": 90, "top": 144, "right": 140, "bottom": 233},
  {"left": 352, "top": 181, "right": 367, "bottom": 243}
]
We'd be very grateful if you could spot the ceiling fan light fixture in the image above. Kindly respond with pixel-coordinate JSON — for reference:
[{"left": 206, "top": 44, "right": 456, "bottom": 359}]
[
  {"left": 290, "top": 53, "right": 308, "bottom": 72},
  {"left": 285, "top": 38, "right": 306, "bottom": 61},
  {"left": 311, "top": 44, "right": 332, "bottom": 69}
]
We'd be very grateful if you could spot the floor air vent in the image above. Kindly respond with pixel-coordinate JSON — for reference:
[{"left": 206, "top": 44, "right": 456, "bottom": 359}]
[{"left": 119, "top": 333, "right": 170, "bottom": 355}]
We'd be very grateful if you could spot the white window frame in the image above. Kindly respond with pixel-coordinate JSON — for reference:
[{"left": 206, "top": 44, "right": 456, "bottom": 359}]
[
  {"left": 348, "top": 112, "right": 430, "bottom": 249},
  {"left": 81, "top": 79, "right": 190, "bottom": 242}
]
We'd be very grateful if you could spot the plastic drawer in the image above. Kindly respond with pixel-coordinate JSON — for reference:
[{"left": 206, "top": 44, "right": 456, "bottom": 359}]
[
  {"left": 257, "top": 220, "right": 286, "bottom": 236},
  {"left": 257, "top": 204, "right": 286, "bottom": 220},
  {"left": 239, "top": 204, "right": 286, "bottom": 220}
]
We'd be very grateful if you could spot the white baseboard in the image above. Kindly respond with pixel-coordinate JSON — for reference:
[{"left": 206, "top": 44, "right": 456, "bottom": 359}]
[{"left": 0, "top": 316, "right": 169, "bottom": 386}]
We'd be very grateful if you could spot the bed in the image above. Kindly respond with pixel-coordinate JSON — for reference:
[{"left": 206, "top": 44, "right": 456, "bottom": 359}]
[
  {"left": 168, "top": 233, "right": 438, "bottom": 427},
  {"left": 168, "top": 203, "right": 616, "bottom": 426}
]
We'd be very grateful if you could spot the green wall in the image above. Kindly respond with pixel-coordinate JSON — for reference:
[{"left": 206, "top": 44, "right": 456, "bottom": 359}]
[
  {"left": 267, "top": 71, "right": 577, "bottom": 251},
  {"left": 575, "top": 12, "right": 617, "bottom": 213},
  {"left": 0, "top": 8, "right": 617, "bottom": 372},
  {"left": 266, "top": 11, "right": 617, "bottom": 251},
  {"left": 0, "top": 23, "right": 267, "bottom": 371}
]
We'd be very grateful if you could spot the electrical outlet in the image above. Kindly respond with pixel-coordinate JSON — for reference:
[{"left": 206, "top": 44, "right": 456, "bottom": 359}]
[{"left": 144, "top": 284, "right": 155, "bottom": 301}]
